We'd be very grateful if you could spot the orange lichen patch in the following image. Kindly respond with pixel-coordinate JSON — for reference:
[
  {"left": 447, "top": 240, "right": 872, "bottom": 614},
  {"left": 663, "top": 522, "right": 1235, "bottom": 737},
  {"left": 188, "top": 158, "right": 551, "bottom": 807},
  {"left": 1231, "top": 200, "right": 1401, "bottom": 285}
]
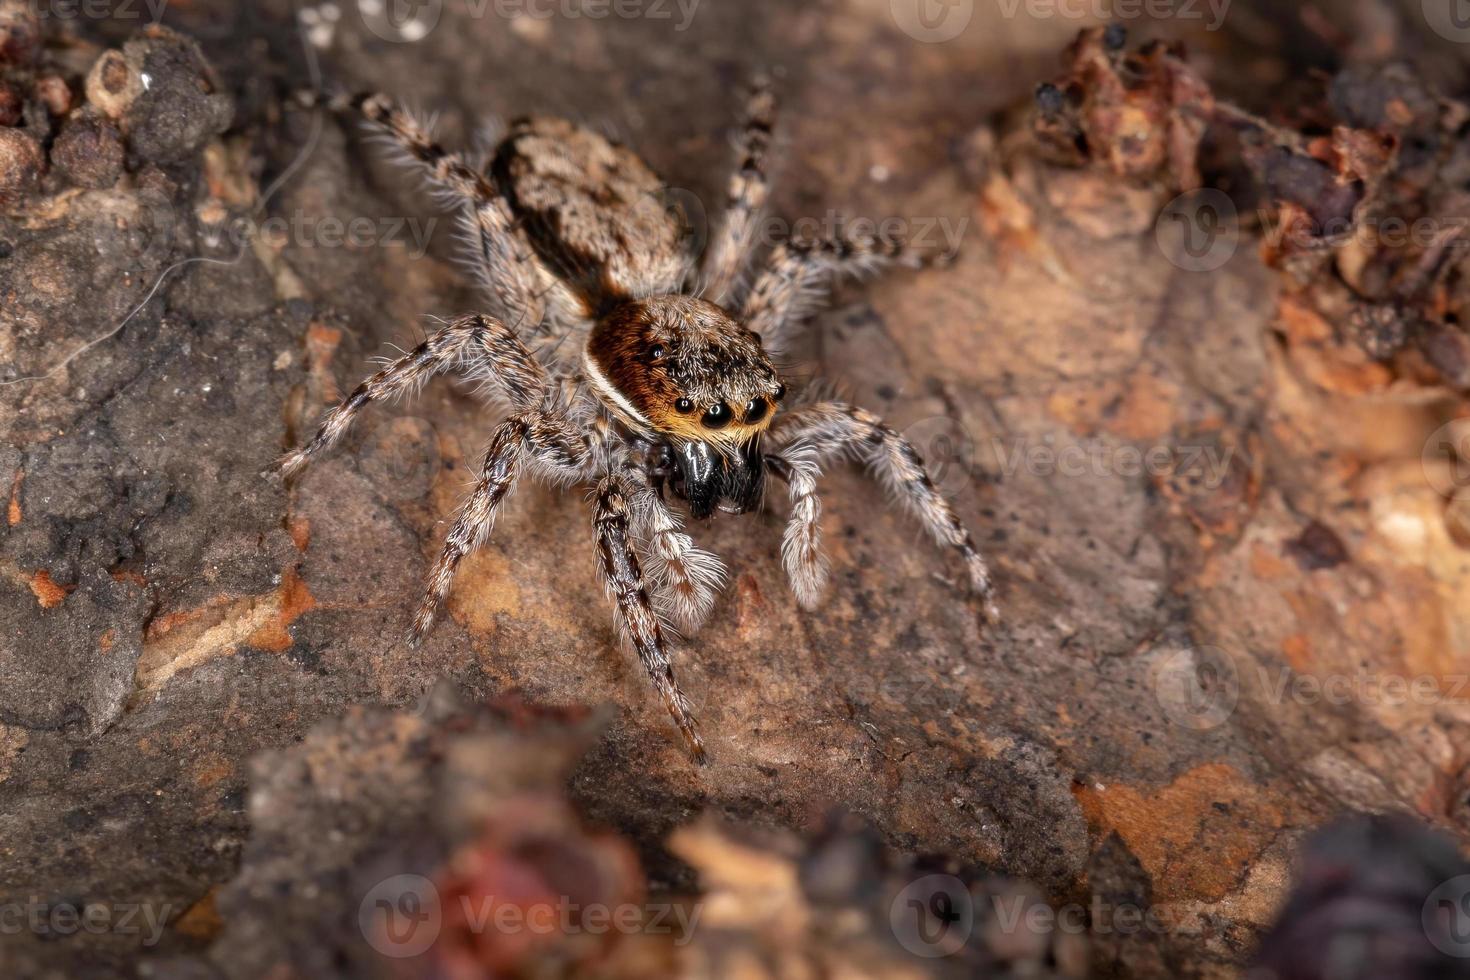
[
  {"left": 29, "top": 570, "right": 72, "bottom": 609},
  {"left": 305, "top": 321, "right": 344, "bottom": 402},
  {"left": 287, "top": 515, "right": 311, "bottom": 552},
  {"left": 1072, "top": 764, "right": 1291, "bottom": 903},
  {"left": 1281, "top": 634, "right": 1313, "bottom": 673},
  {"left": 194, "top": 756, "right": 232, "bottom": 789},
  {"left": 99, "top": 629, "right": 116, "bottom": 652},
  {"left": 134, "top": 576, "right": 314, "bottom": 698},
  {"left": 173, "top": 887, "right": 224, "bottom": 941},
  {"left": 1046, "top": 374, "right": 1182, "bottom": 443},
  {"left": 144, "top": 594, "right": 235, "bottom": 643},
  {"left": 6, "top": 467, "right": 21, "bottom": 526},
  {"left": 1248, "top": 543, "right": 1290, "bottom": 582},
  {"left": 245, "top": 568, "right": 318, "bottom": 653},
  {"left": 1278, "top": 298, "right": 1394, "bottom": 396},
  {"left": 1277, "top": 296, "right": 1333, "bottom": 345},
  {"left": 447, "top": 550, "right": 523, "bottom": 637}
]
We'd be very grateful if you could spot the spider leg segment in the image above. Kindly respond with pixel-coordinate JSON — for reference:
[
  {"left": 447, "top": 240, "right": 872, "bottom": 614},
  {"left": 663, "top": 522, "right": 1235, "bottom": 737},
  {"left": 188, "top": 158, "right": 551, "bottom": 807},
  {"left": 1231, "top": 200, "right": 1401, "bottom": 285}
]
[
  {"left": 277, "top": 313, "right": 547, "bottom": 478},
  {"left": 700, "top": 76, "right": 778, "bottom": 306},
  {"left": 594, "top": 474, "right": 708, "bottom": 764},
  {"left": 629, "top": 478, "right": 726, "bottom": 634},
  {"left": 764, "top": 449, "right": 829, "bottom": 609},
  {"left": 410, "top": 411, "right": 589, "bottom": 644},
  {"left": 768, "top": 402, "right": 998, "bottom": 623},
  {"left": 742, "top": 229, "right": 954, "bottom": 353},
  {"left": 307, "top": 90, "right": 493, "bottom": 204},
  {"left": 307, "top": 89, "right": 554, "bottom": 331}
]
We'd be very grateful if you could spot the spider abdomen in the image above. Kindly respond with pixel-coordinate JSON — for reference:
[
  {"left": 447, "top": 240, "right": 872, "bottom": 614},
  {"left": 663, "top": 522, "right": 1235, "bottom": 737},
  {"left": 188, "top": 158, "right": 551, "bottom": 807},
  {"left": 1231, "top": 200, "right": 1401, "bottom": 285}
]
[{"left": 490, "top": 116, "right": 688, "bottom": 310}]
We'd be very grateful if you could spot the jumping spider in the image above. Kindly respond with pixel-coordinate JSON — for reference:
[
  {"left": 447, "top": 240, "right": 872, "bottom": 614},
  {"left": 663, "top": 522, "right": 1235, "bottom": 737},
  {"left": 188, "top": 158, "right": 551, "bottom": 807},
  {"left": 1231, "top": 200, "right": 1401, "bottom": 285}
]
[{"left": 278, "top": 80, "right": 998, "bottom": 763}]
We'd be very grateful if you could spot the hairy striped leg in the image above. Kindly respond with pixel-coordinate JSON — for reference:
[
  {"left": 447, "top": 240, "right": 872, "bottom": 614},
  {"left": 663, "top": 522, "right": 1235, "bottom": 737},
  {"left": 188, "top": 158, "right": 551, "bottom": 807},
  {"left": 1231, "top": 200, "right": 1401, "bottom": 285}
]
[
  {"left": 742, "top": 229, "right": 954, "bottom": 354},
  {"left": 764, "top": 448, "right": 829, "bottom": 609},
  {"left": 277, "top": 313, "right": 546, "bottom": 478},
  {"left": 410, "top": 411, "right": 589, "bottom": 644},
  {"left": 769, "top": 402, "right": 998, "bottom": 623},
  {"left": 629, "top": 481, "right": 726, "bottom": 634},
  {"left": 700, "top": 77, "right": 777, "bottom": 305},
  {"left": 594, "top": 474, "right": 707, "bottom": 764},
  {"left": 305, "top": 90, "right": 552, "bottom": 330}
]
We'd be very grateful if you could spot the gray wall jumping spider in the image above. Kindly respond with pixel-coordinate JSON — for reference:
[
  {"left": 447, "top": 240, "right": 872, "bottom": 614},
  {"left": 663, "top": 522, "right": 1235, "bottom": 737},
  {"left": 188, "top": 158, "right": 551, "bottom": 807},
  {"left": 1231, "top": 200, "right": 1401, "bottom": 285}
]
[{"left": 277, "top": 80, "right": 998, "bottom": 763}]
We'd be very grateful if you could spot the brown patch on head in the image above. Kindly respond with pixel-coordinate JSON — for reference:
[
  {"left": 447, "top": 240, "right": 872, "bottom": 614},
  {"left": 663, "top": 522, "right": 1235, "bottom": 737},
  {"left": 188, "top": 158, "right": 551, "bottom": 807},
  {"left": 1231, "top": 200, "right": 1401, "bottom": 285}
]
[{"left": 586, "top": 295, "right": 784, "bottom": 442}]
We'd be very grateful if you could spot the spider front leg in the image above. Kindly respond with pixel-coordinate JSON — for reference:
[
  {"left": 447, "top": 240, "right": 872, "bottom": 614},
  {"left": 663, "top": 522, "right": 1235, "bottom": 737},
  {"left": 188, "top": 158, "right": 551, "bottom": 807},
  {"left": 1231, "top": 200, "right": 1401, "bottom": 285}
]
[
  {"left": 278, "top": 313, "right": 546, "bottom": 478},
  {"left": 410, "top": 411, "right": 588, "bottom": 644},
  {"left": 594, "top": 474, "right": 708, "bottom": 764},
  {"left": 699, "top": 76, "right": 777, "bottom": 305},
  {"left": 743, "top": 229, "right": 955, "bottom": 354},
  {"left": 765, "top": 449, "right": 829, "bottom": 609},
  {"left": 633, "top": 482, "right": 726, "bottom": 635},
  {"left": 306, "top": 90, "right": 553, "bottom": 330},
  {"left": 769, "top": 402, "right": 999, "bottom": 623}
]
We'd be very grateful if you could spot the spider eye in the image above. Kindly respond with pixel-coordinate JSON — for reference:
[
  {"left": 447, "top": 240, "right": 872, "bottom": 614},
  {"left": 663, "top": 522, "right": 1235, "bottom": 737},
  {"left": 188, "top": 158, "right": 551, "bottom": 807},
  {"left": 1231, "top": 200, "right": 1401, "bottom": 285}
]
[
  {"left": 773, "top": 382, "right": 786, "bottom": 402},
  {"left": 701, "top": 402, "right": 731, "bottom": 429},
  {"left": 744, "top": 398, "right": 769, "bottom": 424},
  {"left": 674, "top": 398, "right": 694, "bottom": 414},
  {"left": 649, "top": 344, "right": 666, "bottom": 362}
]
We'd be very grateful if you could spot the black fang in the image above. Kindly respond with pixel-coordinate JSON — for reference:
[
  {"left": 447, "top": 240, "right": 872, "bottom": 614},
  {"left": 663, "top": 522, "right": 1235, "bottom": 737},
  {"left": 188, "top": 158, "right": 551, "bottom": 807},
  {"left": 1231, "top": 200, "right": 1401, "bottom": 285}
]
[{"left": 669, "top": 440, "right": 764, "bottom": 519}]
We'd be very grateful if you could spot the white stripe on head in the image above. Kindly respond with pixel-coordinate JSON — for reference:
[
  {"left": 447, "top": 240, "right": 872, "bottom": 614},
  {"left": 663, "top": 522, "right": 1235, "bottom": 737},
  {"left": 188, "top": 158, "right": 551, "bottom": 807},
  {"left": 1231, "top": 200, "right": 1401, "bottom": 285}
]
[{"left": 582, "top": 352, "right": 654, "bottom": 431}]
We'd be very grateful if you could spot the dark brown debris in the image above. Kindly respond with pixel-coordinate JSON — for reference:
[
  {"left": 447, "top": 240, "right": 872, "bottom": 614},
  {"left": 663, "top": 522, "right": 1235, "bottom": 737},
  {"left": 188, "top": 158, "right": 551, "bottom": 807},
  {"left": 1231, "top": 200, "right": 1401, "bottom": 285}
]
[{"left": 1032, "top": 26, "right": 1214, "bottom": 192}]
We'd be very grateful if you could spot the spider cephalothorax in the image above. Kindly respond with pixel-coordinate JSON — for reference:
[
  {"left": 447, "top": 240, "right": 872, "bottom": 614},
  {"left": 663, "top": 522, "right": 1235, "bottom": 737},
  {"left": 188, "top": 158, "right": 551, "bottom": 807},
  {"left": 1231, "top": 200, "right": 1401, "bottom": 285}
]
[
  {"left": 586, "top": 295, "right": 784, "bottom": 443},
  {"left": 585, "top": 294, "right": 784, "bottom": 517},
  {"left": 281, "top": 81, "right": 998, "bottom": 764}
]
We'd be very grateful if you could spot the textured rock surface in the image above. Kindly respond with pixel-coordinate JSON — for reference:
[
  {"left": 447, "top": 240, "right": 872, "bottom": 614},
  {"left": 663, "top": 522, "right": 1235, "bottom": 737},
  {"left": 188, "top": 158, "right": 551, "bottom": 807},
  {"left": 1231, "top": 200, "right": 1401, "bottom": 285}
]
[{"left": 2, "top": 1, "right": 1470, "bottom": 977}]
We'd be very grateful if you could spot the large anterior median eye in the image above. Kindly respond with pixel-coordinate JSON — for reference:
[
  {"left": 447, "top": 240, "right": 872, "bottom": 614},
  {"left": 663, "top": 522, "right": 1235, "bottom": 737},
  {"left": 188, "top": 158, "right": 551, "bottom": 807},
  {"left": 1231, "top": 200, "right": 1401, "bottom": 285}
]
[
  {"left": 744, "top": 398, "right": 768, "bottom": 423},
  {"left": 701, "top": 402, "right": 731, "bottom": 429}
]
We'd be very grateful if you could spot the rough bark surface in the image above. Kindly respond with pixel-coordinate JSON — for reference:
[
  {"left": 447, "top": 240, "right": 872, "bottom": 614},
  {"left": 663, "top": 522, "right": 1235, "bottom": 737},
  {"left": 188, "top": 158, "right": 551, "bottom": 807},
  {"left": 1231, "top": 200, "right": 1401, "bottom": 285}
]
[{"left": 3, "top": 1, "right": 1470, "bottom": 978}]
